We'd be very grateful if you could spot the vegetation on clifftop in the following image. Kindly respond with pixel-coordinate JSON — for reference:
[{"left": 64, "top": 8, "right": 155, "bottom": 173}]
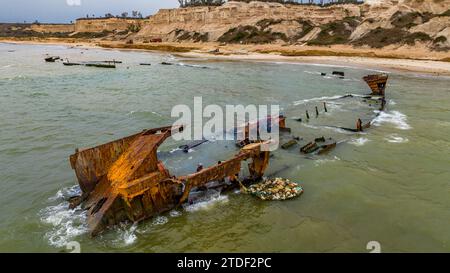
[
  {"left": 307, "top": 17, "right": 360, "bottom": 45},
  {"left": 218, "top": 25, "right": 288, "bottom": 44}
]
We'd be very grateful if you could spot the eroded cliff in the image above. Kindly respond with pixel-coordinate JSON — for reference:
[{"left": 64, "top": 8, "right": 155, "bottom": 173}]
[{"left": 131, "top": 0, "right": 450, "bottom": 51}]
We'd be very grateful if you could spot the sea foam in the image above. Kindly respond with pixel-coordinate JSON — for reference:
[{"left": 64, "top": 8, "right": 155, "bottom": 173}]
[
  {"left": 293, "top": 95, "right": 345, "bottom": 106},
  {"left": 385, "top": 134, "right": 409, "bottom": 143},
  {"left": 349, "top": 137, "right": 370, "bottom": 146},
  {"left": 372, "top": 111, "right": 412, "bottom": 130}
]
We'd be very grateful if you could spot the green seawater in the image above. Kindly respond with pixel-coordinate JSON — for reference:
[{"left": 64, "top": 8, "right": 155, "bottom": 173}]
[{"left": 0, "top": 43, "right": 449, "bottom": 253}]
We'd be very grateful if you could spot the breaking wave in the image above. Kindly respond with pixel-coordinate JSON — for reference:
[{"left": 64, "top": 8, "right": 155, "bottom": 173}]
[
  {"left": 169, "top": 147, "right": 182, "bottom": 153},
  {"left": 127, "top": 110, "right": 162, "bottom": 117},
  {"left": 349, "top": 137, "right": 370, "bottom": 146},
  {"left": 372, "top": 111, "right": 411, "bottom": 130},
  {"left": 183, "top": 190, "right": 229, "bottom": 212},
  {"left": 314, "top": 156, "right": 341, "bottom": 166},
  {"left": 303, "top": 70, "right": 322, "bottom": 75},
  {"left": 39, "top": 185, "right": 88, "bottom": 248},
  {"left": 111, "top": 223, "right": 138, "bottom": 247},
  {"left": 41, "top": 185, "right": 229, "bottom": 248},
  {"left": 169, "top": 210, "right": 182, "bottom": 217},
  {"left": 293, "top": 95, "right": 345, "bottom": 106},
  {"left": 178, "top": 63, "right": 211, "bottom": 69},
  {"left": 385, "top": 134, "right": 409, "bottom": 143},
  {"left": 388, "top": 99, "right": 397, "bottom": 105}
]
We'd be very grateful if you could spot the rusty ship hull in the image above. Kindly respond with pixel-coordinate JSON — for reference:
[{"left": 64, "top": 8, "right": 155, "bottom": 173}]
[{"left": 69, "top": 116, "right": 288, "bottom": 236}]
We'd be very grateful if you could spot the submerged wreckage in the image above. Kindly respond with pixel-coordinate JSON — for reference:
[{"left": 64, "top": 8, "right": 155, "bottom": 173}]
[{"left": 67, "top": 74, "right": 389, "bottom": 236}]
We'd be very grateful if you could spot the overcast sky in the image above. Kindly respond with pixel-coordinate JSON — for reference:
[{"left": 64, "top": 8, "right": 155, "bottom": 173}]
[{"left": 0, "top": 0, "right": 179, "bottom": 23}]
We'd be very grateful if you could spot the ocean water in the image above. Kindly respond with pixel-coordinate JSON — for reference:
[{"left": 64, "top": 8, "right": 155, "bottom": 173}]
[{"left": 0, "top": 42, "right": 449, "bottom": 253}]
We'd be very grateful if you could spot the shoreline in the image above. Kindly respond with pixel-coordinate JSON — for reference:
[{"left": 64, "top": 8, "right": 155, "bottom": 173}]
[
  {"left": 2, "top": 38, "right": 450, "bottom": 76},
  {"left": 178, "top": 51, "right": 450, "bottom": 76}
]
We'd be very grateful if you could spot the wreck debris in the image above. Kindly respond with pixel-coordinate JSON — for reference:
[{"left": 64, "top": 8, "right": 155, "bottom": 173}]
[
  {"left": 317, "top": 141, "right": 337, "bottom": 155},
  {"left": 323, "top": 102, "right": 328, "bottom": 112},
  {"left": 179, "top": 139, "right": 209, "bottom": 153},
  {"left": 62, "top": 59, "right": 117, "bottom": 68},
  {"left": 69, "top": 125, "right": 273, "bottom": 236},
  {"left": 45, "top": 56, "right": 60, "bottom": 62},
  {"left": 306, "top": 110, "right": 310, "bottom": 120},
  {"left": 236, "top": 115, "right": 290, "bottom": 147},
  {"left": 364, "top": 74, "right": 389, "bottom": 96},
  {"left": 357, "top": 118, "right": 363, "bottom": 132},
  {"left": 332, "top": 118, "right": 372, "bottom": 133},
  {"left": 85, "top": 63, "right": 116, "bottom": 68},
  {"left": 313, "top": 74, "right": 388, "bottom": 134},
  {"left": 63, "top": 60, "right": 82, "bottom": 66},
  {"left": 300, "top": 137, "right": 337, "bottom": 155},
  {"left": 315, "top": 136, "right": 326, "bottom": 143},
  {"left": 380, "top": 97, "right": 387, "bottom": 111},
  {"left": 281, "top": 139, "right": 298, "bottom": 150},
  {"left": 300, "top": 142, "right": 319, "bottom": 154},
  {"left": 68, "top": 196, "right": 83, "bottom": 210},
  {"left": 315, "top": 106, "right": 319, "bottom": 117},
  {"left": 332, "top": 71, "right": 345, "bottom": 77},
  {"left": 103, "top": 60, "right": 122, "bottom": 64}
]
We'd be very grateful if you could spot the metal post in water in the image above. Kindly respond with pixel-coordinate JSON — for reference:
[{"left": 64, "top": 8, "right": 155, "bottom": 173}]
[
  {"left": 306, "top": 110, "right": 310, "bottom": 120},
  {"left": 357, "top": 118, "right": 363, "bottom": 132},
  {"left": 315, "top": 106, "right": 319, "bottom": 117},
  {"left": 324, "top": 102, "right": 328, "bottom": 112}
]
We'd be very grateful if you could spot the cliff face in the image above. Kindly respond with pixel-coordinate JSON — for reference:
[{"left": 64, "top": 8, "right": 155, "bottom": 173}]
[
  {"left": 131, "top": 0, "right": 449, "bottom": 51},
  {"left": 1, "top": 0, "right": 449, "bottom": 52},
  {"left": 136, "top": 1, "right": 361, "bottom": 41},
  {"left": 30, "top": 24, "right": 75, "bottom": 33},
  {"left": 74, "top": 18, "right": 145, "bottom": 33}
]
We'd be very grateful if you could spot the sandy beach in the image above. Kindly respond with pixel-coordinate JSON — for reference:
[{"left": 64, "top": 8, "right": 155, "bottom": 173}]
[
  {"left": 179, "top": 51, "right": 450, "bottom": 76},
  {"left": 2, "top": 38, "right": 450, "bottom": 76}
]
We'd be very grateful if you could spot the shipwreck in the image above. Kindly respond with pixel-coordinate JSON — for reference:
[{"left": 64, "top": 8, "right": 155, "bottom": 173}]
[
  {"left": 69, "top": 116, "right": 288, "bottom": 236},
  {"left": 67, "top": 74, "right": 388, "bottom": 236}
]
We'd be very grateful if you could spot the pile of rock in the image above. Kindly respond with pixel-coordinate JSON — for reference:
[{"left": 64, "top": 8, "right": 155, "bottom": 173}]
[{"left": 243, "top": 178, "right": 304, "bottom": 201}]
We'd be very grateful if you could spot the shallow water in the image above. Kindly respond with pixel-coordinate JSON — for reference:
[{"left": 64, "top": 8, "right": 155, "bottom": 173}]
[{"left": 0, "top": 43, "right": 449, "bottom": 253}]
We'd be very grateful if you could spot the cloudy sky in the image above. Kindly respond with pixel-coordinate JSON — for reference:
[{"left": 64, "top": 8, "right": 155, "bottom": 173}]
[{"left": 0, "top": 0, "right": 179, "bottom": 23}]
